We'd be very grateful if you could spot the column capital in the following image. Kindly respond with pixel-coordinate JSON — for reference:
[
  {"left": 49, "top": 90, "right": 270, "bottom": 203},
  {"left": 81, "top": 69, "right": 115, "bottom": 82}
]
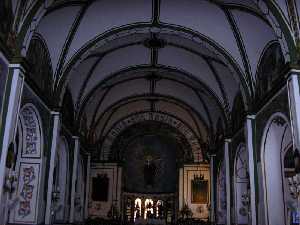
[
  {"left": 8, "top": 63, "right": 25, "bottom": 72},
  {"left": 72, "top": 135, "right": 80, "bottom": 140},
  {"left": 50, "top": 111, "right": 60, "bottom": 116},
  {"left": 286, "top": 69, "right": 300, "bottom": 79},
  {"left": 246, "top": 114, "right": 256, "bottom": 120},
  {"left": 8, "top": 63, "right": 26, "bottom": 79},
  {"left": 224, "top": 138, "right": 232, "bottom": 143},
  {"left": 9, "top": 56, "right": 30, "bottom": 72}
]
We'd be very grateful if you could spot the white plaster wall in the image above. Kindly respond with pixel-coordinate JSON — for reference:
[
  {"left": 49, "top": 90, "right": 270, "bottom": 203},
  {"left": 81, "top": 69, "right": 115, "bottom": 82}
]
[
  {"left": 178, "top": 164, "right": 210, "bottom": 220},
  {"left": 257, "top": 163, "right": 265, "bottom": 225}
]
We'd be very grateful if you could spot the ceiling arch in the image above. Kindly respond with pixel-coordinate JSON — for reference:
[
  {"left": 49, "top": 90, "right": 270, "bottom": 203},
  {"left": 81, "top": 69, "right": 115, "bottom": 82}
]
[
  {"left": 99, "top": 111, "right": 203, "bottom": 162},
  {"left": 13, "top": 0, "right": 296, "bottom": 159},
  {"left": 77, "top": 69, "right": 226, "bottom": 135},
  {"left": 84, "top": 95, "right": 210, "bottom": 142},
  {"left": 25, "top": 0, "right": 285, "bottom": 101}
]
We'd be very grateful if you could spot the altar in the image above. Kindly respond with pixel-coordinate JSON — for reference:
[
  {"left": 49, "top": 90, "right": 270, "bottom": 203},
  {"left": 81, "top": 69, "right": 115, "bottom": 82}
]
[
  {"left": 123, "top": 192, "right": 175, "bottom": 223},
  {"left": 135, "top": 217, "right": 166, "bottom": 225}
]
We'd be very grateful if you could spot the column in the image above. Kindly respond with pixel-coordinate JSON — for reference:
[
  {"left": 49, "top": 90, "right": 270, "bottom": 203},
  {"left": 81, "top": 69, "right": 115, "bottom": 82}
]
[
  {"left": 209, "top": 154, "right": 216, "bottom": 223},
  {"left": 0, "top": 63, "right": 24, "bottom": 210},
  {"left": 287, "top": 71, "right": 300, "bottom": 151},
  {"left": 45, "top": 112, "right": 60, "bottom": 225},
  {"left": 246, "top": 115, "right": 257, "bottom": 225},
  {"left": 224, "top": 139, "right": 231, "bottom": 225},
  {"left": 84, "top": 153, "right": 91, "bottom": 219},
  {"left": 70, "top": 136, "right": 80, "bottom": 223}
]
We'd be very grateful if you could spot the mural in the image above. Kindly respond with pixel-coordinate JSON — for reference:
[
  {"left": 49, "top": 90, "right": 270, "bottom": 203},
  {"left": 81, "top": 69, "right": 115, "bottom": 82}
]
[
  {"left": 10, "top": 105, "right": 43, "bottom": 224},
  {"left": 14, "top": 163, "right": 40, "bottom": 223},
  {"left": 20, "top": 106, "right": 41, "bottom": 158},
  {"left": 19, "top": 166, "right": 36, "bottom": 217}
]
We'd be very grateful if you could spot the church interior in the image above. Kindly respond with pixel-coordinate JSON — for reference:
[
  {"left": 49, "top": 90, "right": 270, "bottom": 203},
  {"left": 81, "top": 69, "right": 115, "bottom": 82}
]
[{"left": 1, "top": 1, "right": 300, "bottom": 225}]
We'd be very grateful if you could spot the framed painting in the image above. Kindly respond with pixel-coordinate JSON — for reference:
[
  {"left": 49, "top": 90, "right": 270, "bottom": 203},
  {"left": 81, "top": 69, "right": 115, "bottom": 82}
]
[
  {"left": 92, "top": 174, "right": 109, "bottom": 202},
  {"left": 191, "top": 179, "right": 208, "bottom": 204}
]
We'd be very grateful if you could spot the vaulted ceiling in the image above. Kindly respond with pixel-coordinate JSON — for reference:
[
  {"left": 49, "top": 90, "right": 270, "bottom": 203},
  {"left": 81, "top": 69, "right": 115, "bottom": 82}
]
[{"left": 15, "top": 0, "right": 296, "bottom": 160}]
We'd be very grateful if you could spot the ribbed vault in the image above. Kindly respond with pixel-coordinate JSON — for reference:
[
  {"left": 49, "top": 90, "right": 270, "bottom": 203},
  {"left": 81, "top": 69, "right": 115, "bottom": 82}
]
[{"left": 21, "top": 0, "right": 291, "bottom": 160}]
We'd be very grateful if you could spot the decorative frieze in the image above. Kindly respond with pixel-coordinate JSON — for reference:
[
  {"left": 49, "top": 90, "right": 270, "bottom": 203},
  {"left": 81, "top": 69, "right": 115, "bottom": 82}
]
[{"left": 102, "top": 112, "right": 202, "bottom": 161}]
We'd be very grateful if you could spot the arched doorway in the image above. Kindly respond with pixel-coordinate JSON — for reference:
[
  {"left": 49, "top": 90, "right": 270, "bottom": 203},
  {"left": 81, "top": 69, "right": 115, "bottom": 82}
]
[
  {"left": 53, "top": 136, "right": 70, "bottom": 223},
  {"left": 234, "top": 144, "right": 249, "bottom": 225},
  {"left": 261, "top": 113, "right": 292, "bottom": 225}
]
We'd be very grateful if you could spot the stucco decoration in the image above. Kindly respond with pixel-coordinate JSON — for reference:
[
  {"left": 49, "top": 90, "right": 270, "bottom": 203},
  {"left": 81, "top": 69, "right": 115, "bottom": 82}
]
[
  {"left": 11, "top": 104, "right": 44, "bottom": 224},
  {"left": 20, "top": 106, "right": 42, "bottom": 158}
]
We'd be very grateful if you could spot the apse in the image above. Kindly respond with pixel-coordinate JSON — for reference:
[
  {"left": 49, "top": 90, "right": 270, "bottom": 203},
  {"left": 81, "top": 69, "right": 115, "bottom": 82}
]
[{"left": 114, "top": 121, "right": 191, "bottom": 193}]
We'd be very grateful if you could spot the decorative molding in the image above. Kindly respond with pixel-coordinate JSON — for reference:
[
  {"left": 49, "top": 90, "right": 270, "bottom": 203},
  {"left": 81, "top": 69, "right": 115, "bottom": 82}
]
[{"left": 246, "top": 115, "right": 256, "bottom": 120}]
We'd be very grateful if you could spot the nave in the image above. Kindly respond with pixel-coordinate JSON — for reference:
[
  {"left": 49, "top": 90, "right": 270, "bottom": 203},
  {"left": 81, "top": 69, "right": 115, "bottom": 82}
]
[{"left": 1, "top": 1, "right": 300, "bottom": 225}]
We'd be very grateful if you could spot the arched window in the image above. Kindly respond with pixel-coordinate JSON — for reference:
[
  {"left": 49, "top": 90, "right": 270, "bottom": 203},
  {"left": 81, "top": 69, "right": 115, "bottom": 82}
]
[
  {"left": 234, "top": 144, "right": 249, "bottom": 225},
  {"left": 261, "top": 114, "right": 292, "bottom": 225}
]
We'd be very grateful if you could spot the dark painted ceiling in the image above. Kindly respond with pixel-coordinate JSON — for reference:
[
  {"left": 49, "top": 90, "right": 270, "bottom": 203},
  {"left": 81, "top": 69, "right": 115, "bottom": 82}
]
[{"left": 17, "top": 0, "right": 294, "bottom": 161}]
